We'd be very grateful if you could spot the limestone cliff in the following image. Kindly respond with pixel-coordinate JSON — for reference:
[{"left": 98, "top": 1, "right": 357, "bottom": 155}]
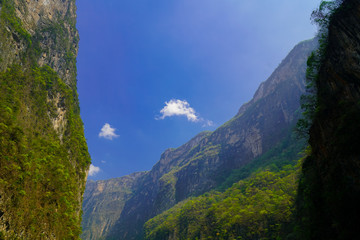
[
  {"left": 82, "top": 39, "right": 317, "bottom": 240},
  {"left": 297, "top": 0, "right": 360, "bottom": 239},
  {"left": 0, "top": 0, "right": 90, "bottom": 239}
]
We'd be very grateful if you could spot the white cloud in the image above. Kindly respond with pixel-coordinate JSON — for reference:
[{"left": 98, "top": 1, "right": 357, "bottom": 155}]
[
  {"left": 89, "top": 164, "right": 100, "bottom": 177},
  {"left": 202, "top": 119, "right": 215, "bottom": 127},
  {"left": 157, "top": 99, "right": 199, "bottom": 122},
  {"left": 156, "top": 99, "right": 215, "bottom": 127},
  {"left": 99, "top": 123, "right": 119, "bottom": 140}
]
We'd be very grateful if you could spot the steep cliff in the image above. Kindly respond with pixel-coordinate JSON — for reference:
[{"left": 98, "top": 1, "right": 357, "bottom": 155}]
[
  {"left": 82, "top": 39, "right": 317, "bottom": 240},
  {"left": 0, "top": 0, "right": 90, "bottom": 239},
  {"left": 297, "top": 0, "right": 360, "bottom": 239}
]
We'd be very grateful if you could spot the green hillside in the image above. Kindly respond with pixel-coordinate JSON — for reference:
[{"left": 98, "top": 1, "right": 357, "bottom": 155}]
[{"left": 145, "top": 158, "right": 302, "bottom": 240}]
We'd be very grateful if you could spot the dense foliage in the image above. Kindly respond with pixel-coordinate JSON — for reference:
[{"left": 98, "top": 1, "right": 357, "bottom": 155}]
[
  {"left": 145, "top": 162, "right": 301, "bottom": 240},
  {"left": 0, "top": 66, "right": 90, "bottom": 239}
]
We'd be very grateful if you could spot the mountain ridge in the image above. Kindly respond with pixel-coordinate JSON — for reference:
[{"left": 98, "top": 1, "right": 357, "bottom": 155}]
[{"left": 82, "top": 38, "right": 317, "bottom": 240}]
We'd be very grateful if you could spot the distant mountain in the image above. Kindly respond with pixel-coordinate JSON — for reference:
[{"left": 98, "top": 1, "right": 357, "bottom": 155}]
[
  {"left": 81, "top": 172, "right": 146, "bottom": 240},
  {"left": 81, "top": 39, "right": 317, "bottom": 240}
]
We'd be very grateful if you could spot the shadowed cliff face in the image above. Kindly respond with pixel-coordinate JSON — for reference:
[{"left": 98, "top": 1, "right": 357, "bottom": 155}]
[
  {"left": 82, "top": 39, "right": 317, "bottom": 240},
  {"left": 0, "top": 0, "right": 89, "bottom": 238},
  {"left": 297, "top": 0, "right": 360, "bottom": 239}
]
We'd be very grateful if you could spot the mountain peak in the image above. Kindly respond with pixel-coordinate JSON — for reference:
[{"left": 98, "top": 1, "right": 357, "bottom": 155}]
[{"left": 238, "top": 39, "right": 318, "bottom": 116}]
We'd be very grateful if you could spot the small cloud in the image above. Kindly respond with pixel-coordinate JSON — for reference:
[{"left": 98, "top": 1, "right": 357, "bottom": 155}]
[
  {"left": 99, "top": 123, "right": 119, "bottom": 140},
  {"left": 157, "top": 99, "right": 199, "bottom": 122},
  {"left": 101, "top": 160, "right": 106, "bottom": 164},
  {"left": 202, "top": 119, "right": 215, "bottom": 127},
  {"left": 156, "top": 99, "right": 214, "bottom": 127},
  {"left": 89, "top": 164, "right": 100, "bottom": 177}
]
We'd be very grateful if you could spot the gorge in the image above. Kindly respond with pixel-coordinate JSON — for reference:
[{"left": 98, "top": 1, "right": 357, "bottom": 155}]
[{"left": 1, "top": 0, "right": 360, "bottom": 239}]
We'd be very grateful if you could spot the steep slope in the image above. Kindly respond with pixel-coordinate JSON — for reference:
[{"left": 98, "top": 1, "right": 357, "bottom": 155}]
[
  {"left": 0, "top": 0, "right": 90, "bottom": 239},
  {"left": 81, "top": 172, "right": 146, "bottom": 240},
  {"left": 144, "top": 163, "right": 300, "bottom": 240},
  {"left": 82, "top": 39, "right": 316, "bottom": 240},
  {"left": 297, "top": 0, "right": 360, "bottom": 239}
]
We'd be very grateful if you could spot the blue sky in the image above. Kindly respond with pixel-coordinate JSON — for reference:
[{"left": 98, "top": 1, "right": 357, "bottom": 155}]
[{"left": 77, "top": 0, "right": 320, "bottom": 180}]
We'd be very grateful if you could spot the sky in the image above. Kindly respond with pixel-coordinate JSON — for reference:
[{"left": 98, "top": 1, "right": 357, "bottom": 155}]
[{"left": 76, "top": 0, "right": 320, "bottom": 180}]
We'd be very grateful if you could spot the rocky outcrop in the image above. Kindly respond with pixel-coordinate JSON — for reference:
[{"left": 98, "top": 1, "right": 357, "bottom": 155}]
[
  {"left": 297, "top": 0, "right": 360, "bottom": 239},
  {"left": 82, "top": 39, "right": 317, "bottom": 239}
]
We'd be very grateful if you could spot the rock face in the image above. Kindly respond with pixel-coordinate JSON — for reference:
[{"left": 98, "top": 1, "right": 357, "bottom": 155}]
[
  {"left": 0, "top": 0, "right": 78, "bottom": 85},
  {"left": 0, "top": 0, "right": 89, "bottom": 239},
  {"left": 82, "top": 39, "right": 317, "bottom": 240},
  {"left": 297, "top": 0, "right": 360, "bottom": 239}
]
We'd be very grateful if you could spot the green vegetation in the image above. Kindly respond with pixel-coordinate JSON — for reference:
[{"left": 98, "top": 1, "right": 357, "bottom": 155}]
[
  {"left": 217, "top": 131, "right": 305, "bottom": 191},
  {"left": 296, "top": 0, "right": 343, "bottom": 137},
  {"left": 145, "top": 132, "right": 306, "bottom": 240},
  {"left": 0, "top": 0, "right": 32, "bottom": 46},
  {"left": 145, "top": 161, "right": 301, "bottom": 240},
  {"left": 0, "top": 65, "right": 90, "bottom": 239},
  {"left": 145, "top": 126, "right": 307, "bottom": 240}
]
